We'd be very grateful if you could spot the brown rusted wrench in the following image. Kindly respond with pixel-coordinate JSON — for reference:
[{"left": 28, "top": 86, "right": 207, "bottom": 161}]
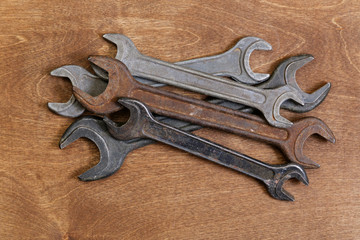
[{"left": 73, "top": 56, "right": 335, "bottom": 168}]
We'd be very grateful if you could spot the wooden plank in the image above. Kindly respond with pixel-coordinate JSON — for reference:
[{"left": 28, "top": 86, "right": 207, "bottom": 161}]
[{"left": 0, "top": 0, "right": 359, "bottom": 239}]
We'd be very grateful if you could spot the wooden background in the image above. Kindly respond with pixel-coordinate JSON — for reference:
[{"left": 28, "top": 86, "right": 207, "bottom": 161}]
[{"left": 1, "top": 0, "right": 359, "bottom": 239}]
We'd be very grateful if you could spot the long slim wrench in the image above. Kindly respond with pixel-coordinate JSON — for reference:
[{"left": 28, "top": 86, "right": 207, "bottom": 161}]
[
  {"left": 86, "top": 37, "right": 306, "bottom": 128},
  {"left": 48, "top": 66, "right": 252, "bottom": 118},
  {"left": 74, "top": 57, "right": 304, "bottom": 128},
  {"left": 48, "top": 45, "right": 330, "bottom": 117},
  {"left": 60, "top": 116, "right": 206, "bottom": 181},
  {"left": 73, "top": 56, "right": 335, "bottom": 168},
  {"left": 48, "top": 36, "right": 270, "bottom": 118},
  {"left": 100, "top": 34, "right": 331, "bottom": 112},
  {"left": 93, "top": 36, "right": 272, "bottom": 84},
  {"left": 103, "top": 98, "right": 309, "bottom": 201},
  {"left": 94, "top": 53, "right": 329, "bottom": 113},
  {"left": 60, "top": 115, "right": 308, "bottom": 201}
]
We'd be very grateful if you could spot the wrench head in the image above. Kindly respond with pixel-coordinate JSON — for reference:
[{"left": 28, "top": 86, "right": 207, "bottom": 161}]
[
  {"left": 236, "top": 36, "right": 272, "bottom": 84},
  {"left": 103, "top": 33, "right": 140, "bottom": 62},
  {"left": 103, "top": 98, "right": 153, "bottom": 140},
  {"left": 259, "top": 55, "right": 331, "bottom": 112},
  {"left": 268, "top": 164, "right": 309, "bottom": 201},
  {"left": 73, "top": 56, "right": 135, "bottom": 114},
  {"left": 48, "top": 65, "right": 107, "bottom": 118},
  {"left": 102, "top": 34, "right": 272, "bottom": 85},
  {"left": 262, "top": 85, "right": 305, "bottom": 128},
  {"left": 59, "top": 116, "right": 152, "bottom": 181},
  {"left": 288, "top": 117, "right": 336, "bottom": 168}
]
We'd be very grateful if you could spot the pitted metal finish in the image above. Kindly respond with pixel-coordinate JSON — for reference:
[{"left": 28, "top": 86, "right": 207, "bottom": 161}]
[
  {"left": 103, "top": 98, "right": 309, "bottom": 201},
  {"left": 93, "top": 35, "right": 304, "bottom": 128},
  {"left": 102, "top": 34, "right": 331, "bottom": 113},
  {"left": 60, "top": 115, "right": 202, "bottom": 181},
  {"left": 93, "top": 36, "right": 272, "bottom": 84},
  {"left": 48, "top": 66, "right": 250, "bottom": 118},
  {"left": 73, "top": 56, "right": 335, "bottom": 168},
  {"left": 74, "top": 56, "right": 305, "bottom": 128}
]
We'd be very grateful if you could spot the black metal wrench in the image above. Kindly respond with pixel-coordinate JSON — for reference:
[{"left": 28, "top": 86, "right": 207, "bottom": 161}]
[{"left": 102, "top": 98, "right": 308, "bottom": 201}]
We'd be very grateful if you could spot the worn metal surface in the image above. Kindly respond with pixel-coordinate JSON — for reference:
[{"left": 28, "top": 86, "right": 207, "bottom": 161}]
[
  {"left": 48, "top": 67, "right": 251, "bottom": 118},
  {"left": 91, "top": 36, "right": 307, "bottom": 128},
  {"left": 60, "top": 115, "right": 203, "bottom": 181},
  {"left": 48, "top": 38, "right": 330, "bottom": 118},
  {"left": 93, "top": 36, "right": 272, "bottom": 84},
  {"left": 75, "top": 57, "right": 303, "bottom": 128},
  {"left": 102, "top": 98, "right": 309, "bottom": 201},
  {"left": 73, "top": 56, "right": 335, "bottom": 168},
  {"left": 48, "top": 36, "right": 269, "bottom": 118},
  {"left": 103, "top": 34, "right": 331, "bottom": 113}
]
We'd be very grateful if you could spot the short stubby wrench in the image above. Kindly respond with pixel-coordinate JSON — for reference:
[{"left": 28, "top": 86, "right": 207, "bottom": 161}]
[
  {"left": 101, "top": 34, "right": 331, "bottom": 112},
  {"left": 73, "top": 56, "right": 335, "bottom": 168},
  {"left": 74, "top": 56, "right": 304, "bottom": 128},
  {"left": 103, "top": 98, "right": 309, "bottom": 201},
  {"left": 93, "top": 36, "right": 272, "bottom": 84}
]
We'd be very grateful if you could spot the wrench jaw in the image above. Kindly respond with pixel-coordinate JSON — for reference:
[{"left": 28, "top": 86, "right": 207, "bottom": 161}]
[
  {"left": 240, "top": 37, "right": 272, "bottom": 84},
  {"left": 103, "top": 98, "right": 151, "bottom": 141},
  {"left": 73, "top": 56, "right": 133, "bottom": 115},
  {"left": 281, "top": 83, "right": 331, "bottom": 113},
  {"left": 262, "top": 87, "right": 304, "bottom": 128},
  {"left": 219, "top": 37, "right": 272, "bottom": 84},
  {"left": 267, "top": 164, "right": 309, "bottom": 201},
  {"left": 92, "top": 34, "right": 141, "bottom": 79},
  {"left": 48, "top": 65, "right": 88, "bottom": 118},
  {"left": 101, "top": 34, "right": 272, "bottom": 85},
  {"left": 284, "top": 56, "right": 330, "bottom": 104},
  {"left": 259, "top": 55, "right": 331, "bottom": 113},
  {"left": 48, "top": 65, "right": 107, "bottom": 118},
  {"left": 48, "top": 95, "right": 85, "bottom": 118},
  {"left": 103, "top": 34, "right": 141, "bottom": 63},
  {"left": 59, "top": 116, "right": 131, "bottom": 181},
  {"left": 290, "top": 117, "right": 336, "bottom": 168}
]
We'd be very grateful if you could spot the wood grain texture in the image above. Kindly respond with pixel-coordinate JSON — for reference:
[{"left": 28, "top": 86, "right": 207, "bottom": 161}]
[{"left": 0, "top": 0, "right": 359, "bottom": 239}]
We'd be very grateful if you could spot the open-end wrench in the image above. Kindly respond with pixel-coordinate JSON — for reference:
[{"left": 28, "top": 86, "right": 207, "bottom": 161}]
[
  {"left": 84, "top": 37, "right": 307, "bottom": 128},
  {"left": 48, "top": 36, "right": 271, "bottom": 118},
  {"left": 100, "top": 34, "right": 331, "bottom": 112},
  {"left": 74, "top": 56, "right": 304, "bottom": 128},
  {"left": 102, "top": 98, "right": 309, "bottom": 201},
  {"left": 73, "top": 56, "right": 335, "bottom": 168},
  {"left": 48, "top": 66, "right": 252, "bottom": 118},
  {"left": 48, "top": 43, "right": 329, "bottom": 117},
  {"left": 60, "top": 115, "right": 203, "bottom": 181},
  {"left": 93, "top": 36, "right": 272, "bottom": 84}
]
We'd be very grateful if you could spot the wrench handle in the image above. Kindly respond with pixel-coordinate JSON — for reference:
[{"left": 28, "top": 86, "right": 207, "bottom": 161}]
[
  {"left": 142, "top": 118, "right": 276, "bottom": 183},
  {"left": 130, "top": 85, "right": 289, "bottom": 146},
  {"left": 131, "top": 54, "right": 267, "bottom": 106}
]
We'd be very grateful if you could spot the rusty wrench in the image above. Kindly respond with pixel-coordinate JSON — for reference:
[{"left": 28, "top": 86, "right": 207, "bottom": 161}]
[
  {"left": 48, "top": 36, "right": 271, "bottom": 118},
  {"left": 102, "top": 98, "right": 309, "bottom": 201},
  {"left": 75, "top": 56, "right": 304, "bottom": 128},
  {"left": 73, "top": 56, "right": 335, "bottom": 168},
  {"left": 93, "top": 36, "right": 272, "bottom": 84},
  {"left": 87, "top": 36, "right": 306, "bottom": 128},
  {"left": 101, "top": 34, "right": 331, "bottom": 112}
]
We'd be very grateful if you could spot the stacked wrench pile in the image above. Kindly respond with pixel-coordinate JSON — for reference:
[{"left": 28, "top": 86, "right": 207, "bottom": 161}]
[{"left": 49, "top": 34, "right": 335, "bottom": 201}]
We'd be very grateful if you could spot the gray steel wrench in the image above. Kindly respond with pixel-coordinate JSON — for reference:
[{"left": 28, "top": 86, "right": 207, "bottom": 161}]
[
  {"left": 93, "top": 36, "right": 272, "bottom": 84},
  {"left": 48, "top": 66, "right": 252, "bottom": 118},
  {"left": 48, "top": 36, "right": 271, "bottom": 118},
  {"left": 60, "top": 116, "right": 203, "bottom": 181},
  {"left": 84, "top": 36, "right": 311, "bottom": 127},
  {"left": 100, "top": 34, "right": 331, "bottom": 112},
  {"left": 60, "top": 115, "right": 308, "bottom": 201},
  {"left": 101, "top": 98, "right": 308, "bottom": 201}
]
